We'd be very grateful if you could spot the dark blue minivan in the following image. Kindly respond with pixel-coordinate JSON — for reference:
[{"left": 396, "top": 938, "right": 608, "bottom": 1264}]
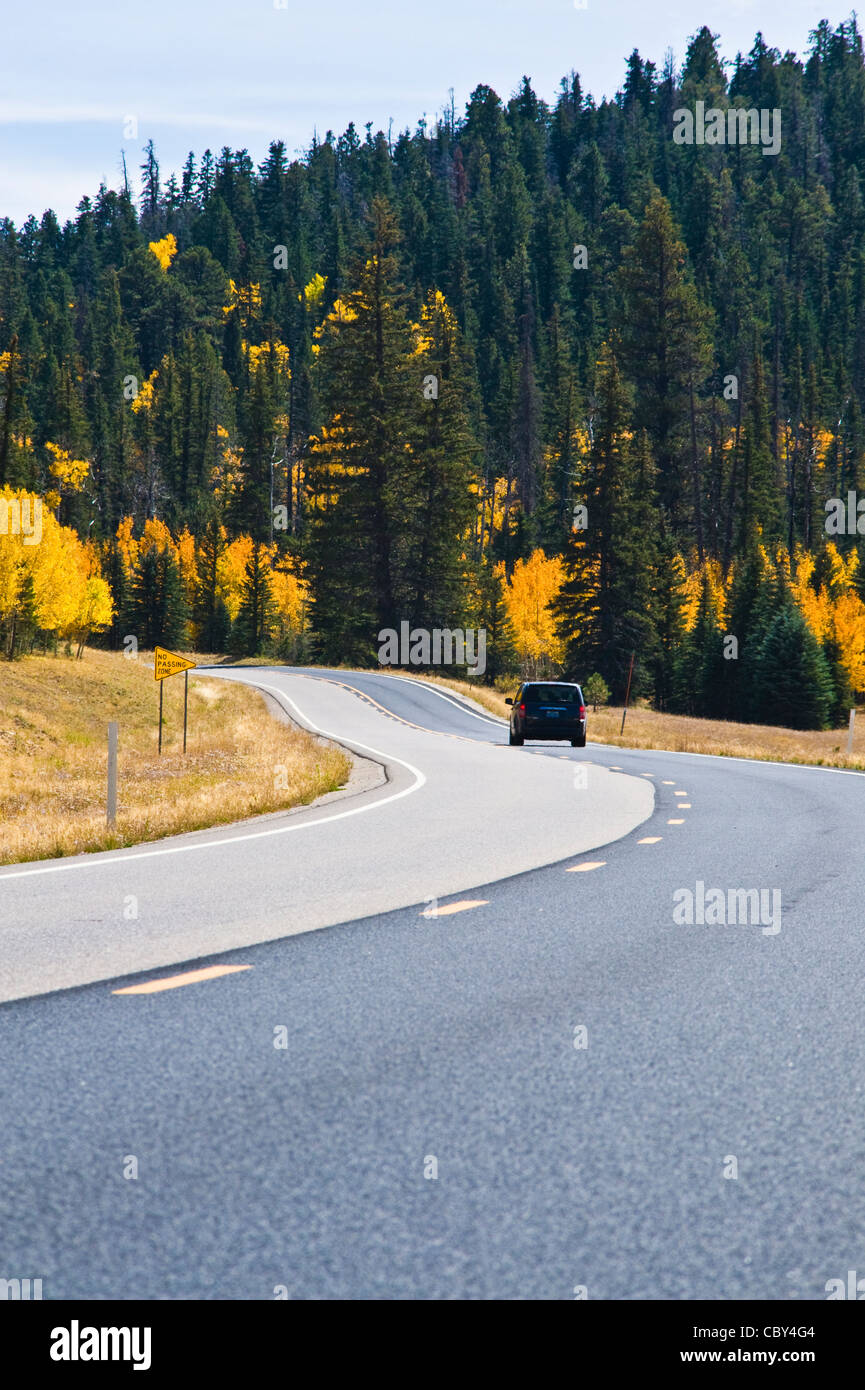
[{"left": 505, "top": 682, "right": 587, "bottom": 747}]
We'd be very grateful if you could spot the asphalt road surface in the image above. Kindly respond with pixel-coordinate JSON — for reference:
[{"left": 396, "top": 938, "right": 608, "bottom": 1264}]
[{"left": 1, "top": 667, "right": 864, "bottom": 1300}]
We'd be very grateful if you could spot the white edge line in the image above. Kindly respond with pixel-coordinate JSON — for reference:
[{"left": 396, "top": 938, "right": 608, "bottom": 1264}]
[
  {"left": 587, "top": 739, "right": 865, "bottom": 778},
  {"left": 0, "top": 680, "right": 426, "bottom": 882},
  {"left": 374, "top": 671, "right": 507, "bottom": 727}
]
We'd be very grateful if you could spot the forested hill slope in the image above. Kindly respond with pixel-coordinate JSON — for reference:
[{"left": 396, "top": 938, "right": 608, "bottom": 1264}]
[{"left": 2, "top": 20, "right": 865, "bottom": 727}]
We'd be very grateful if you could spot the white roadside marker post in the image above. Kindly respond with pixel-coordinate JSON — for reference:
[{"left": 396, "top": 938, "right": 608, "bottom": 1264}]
[{"left": 847, "top": 708, "right": 856, "bottom": 755}]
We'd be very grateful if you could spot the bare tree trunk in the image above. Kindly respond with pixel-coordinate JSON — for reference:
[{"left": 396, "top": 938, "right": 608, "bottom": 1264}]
[
  {"left": 804, "top": 431, "right": 813, "bottom": 551},
  {"left": 0, "top": 336, "right": 18, "bottom": 488},
  {"left": 787, "top": 426, "right": 797, "bottom": 556},
  {"left": 689, "top": 375, "right": 704, "bottom": 565},
  {"left": 722, "top": 369, "right": 744, "bottom": 576}
]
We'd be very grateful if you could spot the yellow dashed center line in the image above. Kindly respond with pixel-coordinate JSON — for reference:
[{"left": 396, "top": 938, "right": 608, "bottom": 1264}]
[
  {"left": 566, "top": 861, "right": 606, "bottom": 872},
  {"left": 668, "top": 818, "right": 685, "bottom": 825},
  {"left": 113, "top": 964, "right": 252, "bottom": 995},
  {"left": 421, "top": 900, "right": 488, "bottom": 917},
  {"left": 674, "top": 790, "right": 687, "bottom": 796},
  {"left": 307, "top": 676, "right": 480, "bottom": 745},
  {"left": 662, "top": 780, "right": 675, "bottom": 785},
  {"left": 677, "top": 802, "right": 692, "bottom": 808},
  {"left": 637, "top": 836, "right": 662, "bottom": 844}
]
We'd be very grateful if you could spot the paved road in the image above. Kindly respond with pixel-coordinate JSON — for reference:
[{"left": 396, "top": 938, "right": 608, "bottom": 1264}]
[
  {"left": 0, "top": 668, "right": 651, "bottom": 1003},
  {"left": 1, "top": 668, "right": 864, "bottom": 1299}
]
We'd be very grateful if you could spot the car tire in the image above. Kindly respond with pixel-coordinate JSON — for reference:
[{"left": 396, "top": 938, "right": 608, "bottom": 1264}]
[
  {"left": 571, "top": 735, "right": 586, "bottom": 748},
  {"left": 509, "top": 730, "right": 524, "bottom": 746}
]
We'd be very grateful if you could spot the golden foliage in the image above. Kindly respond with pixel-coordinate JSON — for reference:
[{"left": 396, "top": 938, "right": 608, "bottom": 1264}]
[
  {"left": 211, "top": 438, "right": 244, "bottom": 506},
  {"left": 0, "top": 487, "right": 114, "bottom": 640},
  {"left": 223, "top": 279, "right": 262, "bottom": 318},
  {"left": 410, "top": 288, "right": 459, "bottom": 355},
  {"left": 45, "top": 441, "right": 90, "bottom": 493},
  {"left": 269, "top": 565, "right": 308, "bottom": 635},
  {"left": 300, "top": 272, "right": 327, "bottom": 315},
  {"left": 471, "top": 476, "right": 520, "bottom": 554},
  {"left": 218, "top": 535, "right": 254, "bottom": 621},
  {"left": 681, "top": 557, "right": 727, "bottom": 631},
  {"left": 831, "top": 590, "right": 865, "bottom": 691},
  {"left": 791, "top": 542, "right": 865, "bottom": 692},
  {"left": 139, "top": 517, "right": 176, "bottom": 558},
  {"left": 789, "top": 549, "right": 832, "bottom": 642},
  {"left": 314, "top": 298, "right": 358, "bottom": 340},
  {"left": 502, "top": 549, "right": 565, "bottom": 667},
  {"left": 672, "top": 542, "right": 865, "bottom": 696},
  {"left": 175, "top": 527, "right": 198, "bottom": 603},
  {"left": 115, "top": 516, "right": 139, "bottom": 577},
  {"left": 130, "top": 371, "right": 157, "bottom": 414},
  {"left": 245, "top": 339, "right": 290, "bottom": 374},
  {"left": 148, "top": 233, "right": 178, "bottom": 271}
]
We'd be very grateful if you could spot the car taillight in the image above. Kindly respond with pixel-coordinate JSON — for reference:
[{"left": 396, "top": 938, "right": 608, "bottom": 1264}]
[
  {"left": 519, "top": 703, "right": 525, "bottom": 714},
  {"left": 579, "top": 705, "right": 586, "bottom": 718}
]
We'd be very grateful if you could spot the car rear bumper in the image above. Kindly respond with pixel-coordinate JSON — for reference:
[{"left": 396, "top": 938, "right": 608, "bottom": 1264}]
[{"left": 522, "top": 721, "right": 586, "bottom": 738}]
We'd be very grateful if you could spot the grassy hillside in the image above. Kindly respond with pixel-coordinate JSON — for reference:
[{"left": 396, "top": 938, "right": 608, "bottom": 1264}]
[{"left": 0, "top": 650, "right": 351, "bottom": 864}]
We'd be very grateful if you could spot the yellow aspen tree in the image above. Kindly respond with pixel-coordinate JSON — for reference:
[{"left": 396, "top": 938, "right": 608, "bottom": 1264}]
[
  {"left": 115, "top": 516, "right": 140, "bottom": 578},
  {"left": 218, "top": 535, "right": 254, "bottom": 621},
  {"left": 139, "top": 517, "right": 177, "bottom": 559},
  {"left": 27, "top": 516, "right": 86, "bottom": 634},
  {"left": 148, "top": 233, "right": 178, "bottom": 271},
  {"left": 0, "top": 489, "right": 26, "bottom": 623},
  {"left": 269, "top": 567, "right": 308, "bottom": 633},
  {"left": 71, "top": 575, "right": 114, "bottom": 658},
  {"left": 175, "top": 527, "right": 198, "bottom": 608},
  {"left": 789, "top": 548, "right": 832, "bottom": 642},
  {"left": 504, "top": 549, "right": 566, "bottom": 676},
  {"left": 831, "top": 591, "right": 865, "bottom": 694}
]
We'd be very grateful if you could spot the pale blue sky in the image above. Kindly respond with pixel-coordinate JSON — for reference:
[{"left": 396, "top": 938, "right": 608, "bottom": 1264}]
[{"left": 0, "top": 0, "right": 848, "bottom": 227}]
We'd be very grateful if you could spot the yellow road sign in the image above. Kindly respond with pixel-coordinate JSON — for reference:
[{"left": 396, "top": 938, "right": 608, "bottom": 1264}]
[{"left": 154, "top": 646, "right": 196, "bottom": 681}]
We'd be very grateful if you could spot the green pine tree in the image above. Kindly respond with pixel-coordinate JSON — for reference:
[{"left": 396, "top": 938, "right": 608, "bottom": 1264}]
[
  {"left": 553, "top": 345, "right": 655, "bottom": 700},
  {"left": 750, "top": 604, "right": 834, "bottom": 729},
  {"left": 401, "top": 287, "right": 479, "bottom": 628},
  {"left": 192, "top": 517, "right": 231, "bottom": 652},
  {"left": 125, "top": 547, "right": 188, "bottom": 649},
  {"left": 472, "top": 561, "right": 519, "bottom": 684},
  {"left": 616, "top": 192, "right": 712, "bottom": 532},
  {"left": 231, "top": 541, "right": 274, "bottom": 656},
  {"left": 671, "top": 571, "right": 727, "bottom": 716},
  {"left": 306, "top": 198, "right": 419, "bottom": 663},
  {"left": 646, "top": 537, "right": 687, "bottom": 711},
  {"left": 820, "top": 632, "right": 853, "bottom": 727}
]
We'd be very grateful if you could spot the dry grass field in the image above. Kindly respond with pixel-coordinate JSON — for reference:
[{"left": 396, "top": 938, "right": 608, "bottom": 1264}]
[
  {"left": 0, "top": 649, "right": 351, "bottom": 865},
  {"left": 387, "top": 670, "right": 865, "bottom": 771}
]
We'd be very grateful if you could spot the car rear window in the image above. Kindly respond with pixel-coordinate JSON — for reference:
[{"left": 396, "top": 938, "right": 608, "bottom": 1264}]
[{"left": 525, "top": 685, "right": 582, "bottom": 704}]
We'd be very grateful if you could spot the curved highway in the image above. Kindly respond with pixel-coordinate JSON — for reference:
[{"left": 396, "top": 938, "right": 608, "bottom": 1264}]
[
  {"left": 1, "top": 666, "right": 864, "bottom": 1300},
  {"left": 0, "top": 667, "right": 651, "bottom": 1001}
]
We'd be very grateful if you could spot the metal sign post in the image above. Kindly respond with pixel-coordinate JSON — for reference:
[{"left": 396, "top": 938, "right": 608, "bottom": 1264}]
[{"left": 154, "top": 646, "right": 197, "bottom": 754}]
